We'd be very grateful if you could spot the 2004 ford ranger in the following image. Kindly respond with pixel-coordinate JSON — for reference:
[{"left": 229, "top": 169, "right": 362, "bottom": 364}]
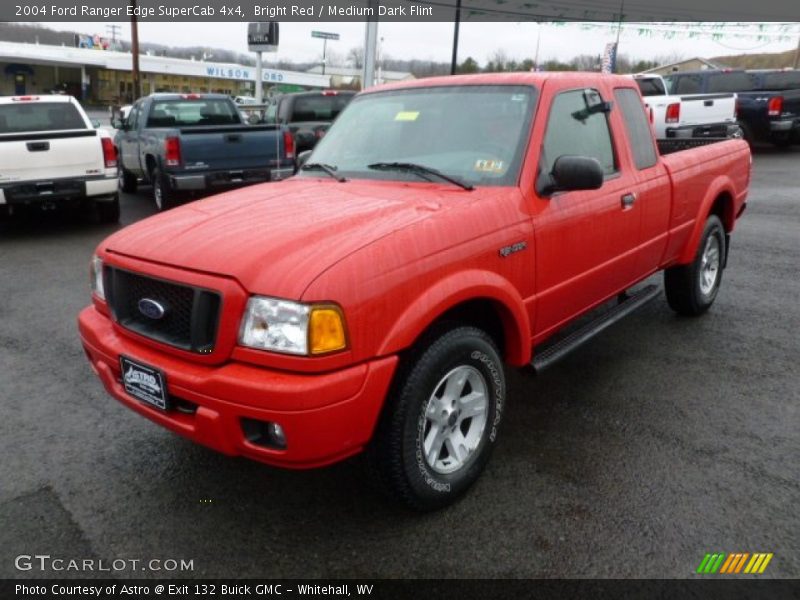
[{"left": 79, "top": 73, "right": 750, "bottom": 510}]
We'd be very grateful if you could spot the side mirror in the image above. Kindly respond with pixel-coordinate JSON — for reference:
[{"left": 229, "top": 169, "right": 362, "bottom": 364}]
[
  {"left": 296, "top": 150, "right": 312, "bottom": 169},
  {"left": 545, "top": 155, "right": 604, "bottom": 195},
  {"left": 247, "top": 113, "right": 261, "bottom": 125}
]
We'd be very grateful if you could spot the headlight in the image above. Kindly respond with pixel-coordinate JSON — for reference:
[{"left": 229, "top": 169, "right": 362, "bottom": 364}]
[
  {"left": 238, "top": 296, "right": 347, "bottom": 356},
  {"left": 90, "top": 255, "right": 105, "bottom": 301}
]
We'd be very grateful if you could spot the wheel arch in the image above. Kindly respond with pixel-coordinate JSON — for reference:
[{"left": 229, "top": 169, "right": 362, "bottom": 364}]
[
  {"left": 677, "top": 178, "right": 736, "bottom": 265},
  {"left": 376, "top": 270, "right": 532, "bottom": 367}
]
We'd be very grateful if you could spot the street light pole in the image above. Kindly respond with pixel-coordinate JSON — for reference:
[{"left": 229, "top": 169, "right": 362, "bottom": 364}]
[{"left": 129, "top": 0, "right": 141, "bottom": 100}]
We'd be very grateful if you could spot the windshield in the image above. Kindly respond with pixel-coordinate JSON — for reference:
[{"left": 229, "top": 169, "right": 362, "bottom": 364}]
[
  {"left": 303, "top": 85, "right": 537, "bottom": 187},
  {"left": 147, "top": 99, "right": 241, "bottom": 127},
  {"left": 0, "top": 102, "right": 86, "bottom": 134}
]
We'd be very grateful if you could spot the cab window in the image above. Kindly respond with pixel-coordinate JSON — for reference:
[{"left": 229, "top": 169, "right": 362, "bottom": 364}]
[{"left": 540, "top": 88, "right": 617, "bottom": 179}]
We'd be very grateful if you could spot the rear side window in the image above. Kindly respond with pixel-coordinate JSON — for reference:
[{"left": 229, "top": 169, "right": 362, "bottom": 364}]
[
  {"left": 147, "top": 99, "right": 240, "bottom": 127},
  {"left": 541, "top": 89, "right": 617, "bottom": 177},
  {"left": 707, "top": 72, "right": 757, "bottom": 93},
  {"left": 635, "top": 78, "right": 666, "bottom": 97},
  {"left": 614, "top": 88, "right": 658, "bottom": 170},
  {"left": 0, "top": 102, "right": 86, "bottom": 134},
  {"left": 673, "top": 75, "right": 703, "bottom": 95}
]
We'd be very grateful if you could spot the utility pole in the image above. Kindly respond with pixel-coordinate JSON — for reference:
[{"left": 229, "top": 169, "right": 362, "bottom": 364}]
[
  {"left": 106, "top": 24, "right": 121, "bottom": 48},
  {"left": 794, "top": 34, "right": 800, "bottom": 69},
  {"left": 613, "top": 0, "right": 624, "bottom": 73},
  {"left": 129, "top": 0, "right": 141, "bottom": 100},
  {"left": 450, "top": 0, "right": 461, "bottom": 75}
]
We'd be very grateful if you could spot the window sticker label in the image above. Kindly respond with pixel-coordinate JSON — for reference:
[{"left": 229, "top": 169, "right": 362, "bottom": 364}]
[
  {"left": 394, "top": 111, "right": 420, "bottom": 121},
  {"left": 474, "top": 159, "right": 505, "bottom": 173}
]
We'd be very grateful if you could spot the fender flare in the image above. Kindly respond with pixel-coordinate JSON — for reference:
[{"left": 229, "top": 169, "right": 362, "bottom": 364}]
[
  {"left": 677, "top": 175, "right": 736, "bottom": 265},
  {"left": 376, "top": 269, "right": 532, "bottom": 366}
]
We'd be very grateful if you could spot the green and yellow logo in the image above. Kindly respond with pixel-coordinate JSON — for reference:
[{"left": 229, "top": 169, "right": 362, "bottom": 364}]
[{"left": 697, "top": 552, "right": 773, "bottom": 574}]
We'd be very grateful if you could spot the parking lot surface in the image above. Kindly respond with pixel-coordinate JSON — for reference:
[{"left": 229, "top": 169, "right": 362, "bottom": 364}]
[{"left": 1, "top": 148, "right": 798, "bottom": 578}]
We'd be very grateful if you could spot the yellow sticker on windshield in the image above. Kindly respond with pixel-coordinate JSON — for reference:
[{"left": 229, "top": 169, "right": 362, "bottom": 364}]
[
  {"left": 474, "top": 159, "right": 505, "bottom": 173},
  {"left": 395, "top": 111, "right": 420, "bottom": 121}
]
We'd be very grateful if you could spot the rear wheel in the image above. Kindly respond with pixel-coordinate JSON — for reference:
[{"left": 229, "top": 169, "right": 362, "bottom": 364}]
[
  {"left": 118, "top": 167, "right": 138, "bottom": 193},
  {"left": 366, "top": 326, "right": 505, "bottom": 511},
  {"left": 664, "top": 215, "right": 726, "bottom": 316},
  {"left": 152, "top": 167, "right": 177, "bottom": 212}
]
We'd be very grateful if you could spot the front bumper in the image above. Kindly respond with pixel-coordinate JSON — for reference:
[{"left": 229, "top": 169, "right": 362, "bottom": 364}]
[
  {"left": 0, "top": 174, "right": 116, "bottom": 206},
  {"left": 170, "top": 166, "right": 295, "bottom": 192},
  {"left": 78, "top": 306, "right": 397, "bottom": 469}
]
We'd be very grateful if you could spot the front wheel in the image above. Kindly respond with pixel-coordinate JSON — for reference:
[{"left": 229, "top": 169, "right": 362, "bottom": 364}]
[
  {"left": 118, "top": 167, "right": 137, "bottom": 193},
  {"left": 367, "top": 326, "right": 505, "bottom": 511},
  {"left": 664, "top": 215, "right": 726, "bottom": 316}
]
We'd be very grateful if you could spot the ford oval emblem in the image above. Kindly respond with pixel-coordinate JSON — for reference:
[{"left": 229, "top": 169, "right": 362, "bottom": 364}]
[{"left": 138, "top": 298, "right": 166, "bottom": 320}]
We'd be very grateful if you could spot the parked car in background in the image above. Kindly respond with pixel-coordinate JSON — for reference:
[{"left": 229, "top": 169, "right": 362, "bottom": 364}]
[
  {"left": 633, "top": 74, "right": 739, "bottom": 142},
  {"left": 663, "top": 69, "right": 800, "bottom": 147},
  {"left": 0, "top": 95, "right": 119, "bottom": 222},
  {"left": 80, "top": 73, "right": 750, "bottom": 510},
  {"left": 113, "top": 93, "right": 295, "bottom": 211},
  {"left": 270, "top": 90, "right": 356, "bottom": 153}
]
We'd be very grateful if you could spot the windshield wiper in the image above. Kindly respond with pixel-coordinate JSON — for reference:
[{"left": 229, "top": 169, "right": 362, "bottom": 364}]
[
  {"left": 301, "top": 162, "right": 347, "bottom": 182},
  {"left": 367, "top": 162, "right": 474, "bottom": 191}
]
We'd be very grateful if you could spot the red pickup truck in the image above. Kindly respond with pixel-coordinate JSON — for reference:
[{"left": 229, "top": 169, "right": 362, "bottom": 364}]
[{"left": 79, "top": 73, "right": 750, "bottom": 510}]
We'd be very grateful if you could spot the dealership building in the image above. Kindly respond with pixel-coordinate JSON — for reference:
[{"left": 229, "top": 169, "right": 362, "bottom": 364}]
[{"left": 0, "top": 40, "right": 330, "bottom": 103}]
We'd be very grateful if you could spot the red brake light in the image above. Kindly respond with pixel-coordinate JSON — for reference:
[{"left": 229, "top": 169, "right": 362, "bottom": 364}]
[
  {"left": 665, "top": 102, "right": 681, "bottom": 124},
  {"left": 767, "top": 96, "right": 783, "bottom": 117},
  {"left": 11, "top": 96, "right": 39, "bottom": 102},
  {"left": 101, "top": 138, "right": 117, "bottom": 168},
  {"left": 164, "top": 137, "right": 182, "bottom": 167},
  {"left": 283, "top": 130, "right": 295, "bottom": 159},
  {"left": 321, "top": 90, "right": 338, "bottom": 96},
  {"left": 180, "top": 94, "right": 203, "bottom": 100}
]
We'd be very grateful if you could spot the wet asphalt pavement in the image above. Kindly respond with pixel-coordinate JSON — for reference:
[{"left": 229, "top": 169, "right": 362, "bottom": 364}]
[{"left": 0, "top": 147, "right": 798, "bottom": 579}]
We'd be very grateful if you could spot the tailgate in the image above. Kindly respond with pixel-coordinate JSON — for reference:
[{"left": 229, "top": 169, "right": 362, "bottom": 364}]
[
  {"left": 679, "top": 94, "right": 736, "bottom": 126},
  {"left": 177, "top": 126, "right": 283, "bottom": 170},
  {"left": 0, "top": 130, "right": 104, "bottom": 184}
]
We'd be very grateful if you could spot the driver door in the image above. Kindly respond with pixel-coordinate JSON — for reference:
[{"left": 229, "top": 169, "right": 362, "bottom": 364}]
[{"left": 531, "top": 84, "right": 642, "bottom": 339}]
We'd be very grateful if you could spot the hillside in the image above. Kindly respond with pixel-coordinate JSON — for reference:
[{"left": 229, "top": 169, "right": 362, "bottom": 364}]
[{"left": 711, "top": 48, "right": 797, "bottom": 69}]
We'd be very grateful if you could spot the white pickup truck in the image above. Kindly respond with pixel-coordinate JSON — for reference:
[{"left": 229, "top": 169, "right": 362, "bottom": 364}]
[
  {"left": 0, "top": 95, "right": 119, "bottom": 222},
  {"left": 633, "top": 74, "right": 741, "bottom": 143}
]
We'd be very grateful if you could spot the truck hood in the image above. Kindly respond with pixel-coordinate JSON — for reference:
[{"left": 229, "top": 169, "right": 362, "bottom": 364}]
[{"left": 103, "top": 178, "right": 449, "bottom": 298}]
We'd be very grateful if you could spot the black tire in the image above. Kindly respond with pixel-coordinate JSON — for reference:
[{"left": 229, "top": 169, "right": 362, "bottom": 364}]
[
  {"left": 152, "top": 167, "right": 177, "bottom": 212},
  {"left": 739, "top": 122, "right": 754, "bottom": 147},
  {"left": 366, "top": 326, "right": 505, "bottom": 511},
  {"left": 118, "top": 167, "right": 138, "bottom": 193},
  {"left": 664, "top": 215, "right": 726, "bottom": 316},
  {"left": 94, "top": 194, "right": 120, "bottom": 224}
]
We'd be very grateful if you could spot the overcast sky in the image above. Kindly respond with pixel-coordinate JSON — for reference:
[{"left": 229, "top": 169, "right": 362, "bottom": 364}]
[{"left": 38, "top": 21, "right": 798, "bottom": 67}]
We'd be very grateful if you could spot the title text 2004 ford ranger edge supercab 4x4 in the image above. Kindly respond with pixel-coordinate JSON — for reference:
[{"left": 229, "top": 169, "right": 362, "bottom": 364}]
[{"left": 79, "top": 73, "right": 750, "bottom": 510}]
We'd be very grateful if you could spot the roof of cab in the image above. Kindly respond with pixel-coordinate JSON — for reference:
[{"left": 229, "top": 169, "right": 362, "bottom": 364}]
[
  {"left": 0, "top": 94, "right": 75, "bottom": 104},
  {"left": 358, "top": 71, "right": 639, "bottom": 95}
]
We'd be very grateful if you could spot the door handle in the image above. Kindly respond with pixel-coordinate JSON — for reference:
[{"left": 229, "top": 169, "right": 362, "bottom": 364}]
[{"left": 621, "top": 193, "right": 636, "bottom": 209}]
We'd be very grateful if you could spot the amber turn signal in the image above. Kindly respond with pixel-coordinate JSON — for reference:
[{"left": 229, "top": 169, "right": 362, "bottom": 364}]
[{"left": 309, "top": 306, "right": 347, "bottom": 355}]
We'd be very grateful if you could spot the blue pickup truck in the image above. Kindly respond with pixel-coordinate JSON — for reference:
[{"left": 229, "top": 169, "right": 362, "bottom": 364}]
[
  {"left": 663, "top": 69, "right": 800, "bottom": 147},
  {"left": 113, "top": 93, "right": 295, "bottom": 210}
]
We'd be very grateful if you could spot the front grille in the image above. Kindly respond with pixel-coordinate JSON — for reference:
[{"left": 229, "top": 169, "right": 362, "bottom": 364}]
[{"left": 104, "top": 267, "right": 221, "bottom": 354}]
